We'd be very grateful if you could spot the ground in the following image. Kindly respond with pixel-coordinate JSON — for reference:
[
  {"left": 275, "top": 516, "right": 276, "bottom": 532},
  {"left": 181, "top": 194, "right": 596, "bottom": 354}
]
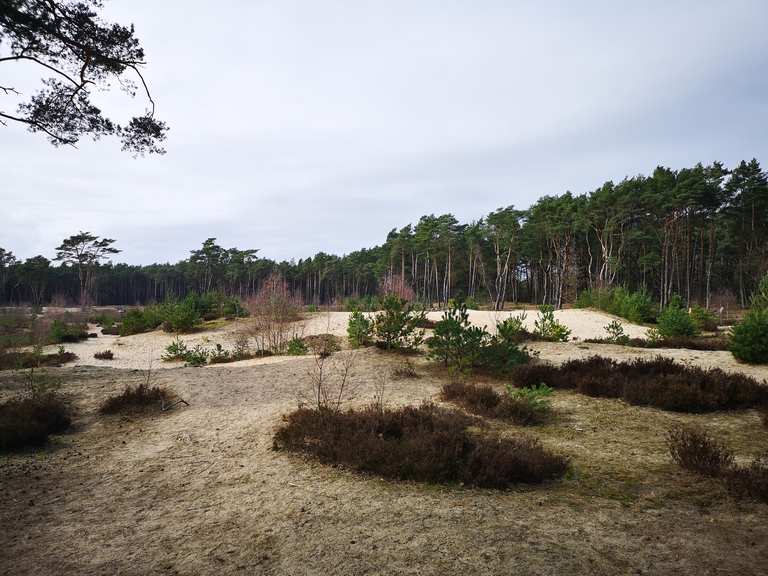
[{"left": 1, "top": 309, "right": 767, "bottom": 575}]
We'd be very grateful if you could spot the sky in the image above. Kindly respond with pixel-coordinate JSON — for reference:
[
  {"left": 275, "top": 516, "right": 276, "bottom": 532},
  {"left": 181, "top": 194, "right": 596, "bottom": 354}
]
[{"left": 2, "top": 0, "right": 768, "bottom": 265}]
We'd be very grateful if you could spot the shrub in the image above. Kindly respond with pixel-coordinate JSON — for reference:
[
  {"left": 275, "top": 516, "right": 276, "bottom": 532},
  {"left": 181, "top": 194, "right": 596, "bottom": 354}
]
[
  {"left": 273, "top": 402, "right": 568, "bottom": 488},
  {"left": 584, "top": 335, "right": 731, "bottom": 351},
  {"left": 161, "top": 337, "right": 189, "bottom": 361},
  {"left": 511, "top": 356, "right": 768, "bottom": 412},
  {"left": 666, "top": 425, "right": 734, "bottom": 477},
  {"left": 347, "top": 311, "right": 373, "bottom": 347},
  {"left": 247, "top": 272, "right": 304, "bottom": 353},
  {"left": 94, "top": 350, "right": 114, "bottom": 360},
  {"left": 49, "top": 318, "right": 88, "bottom": 343},
  {"left": 656, "top": 304, "right": 700, "bottom": 339},
  {"left": 533, "top": 305, "right": 570, "bottom": 342},
  {"left": 303, "top": 334, "right": 341, "bottom": 357},
  {"left": 160, "top": 298, "right": 201, "bottom": 333},
  {"left": 184, "top": 344, "right": 210, "bottom": 367},
  {"left": 752, "top": 273, "right": 768, "bottom": 311},
  {"left": 690, "top": 305, "right": 719, "bottom": 332},
  {"left": 576, "top": 287, "right": 656, "bottom": 323},
  {"left": 0, "top": 385, "right": 71, "bottom": 452},
  {"left": 496, "top": 312, "right": 535, "bottom": 343},
  {"left": 0, "top": 349, "right": 77, "bottom": 370},
  {"left": 120, "top": 307, "right": 163, "bottom": 336},
  {"left": 730, "top": 308, "right": 768, "bottom": 364},
  {"left": 391, "top": 359, "right": 419, "bottom": 379},
  {"left": 441, "top": 381, "right": 550, "bottom": 425},
  {"left": 506, "top": 383, "right": 554, "bottom": 420},
  {"left": 373, "top": 294, "right": 425, "bottom": 350},
  {"left": 287, "top": 337, "right": 309, "bottom": 355},
  {"left": 100, "top": 383, "right": 171, "bottom": 414},
  {"left": 427, "top": 301, "right": 530, "bottom": 375},
  {"left": 603, "top": 320, "right": 629, "bottom": 344},
  {"left": 726, "top": 453, "right": 768, "bottom": 502}
]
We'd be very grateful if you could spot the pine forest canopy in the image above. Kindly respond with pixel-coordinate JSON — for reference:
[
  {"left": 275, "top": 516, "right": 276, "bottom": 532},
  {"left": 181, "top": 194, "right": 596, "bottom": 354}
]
[{"left": 1, "top": 159, "right": 767, "bottom": 310}]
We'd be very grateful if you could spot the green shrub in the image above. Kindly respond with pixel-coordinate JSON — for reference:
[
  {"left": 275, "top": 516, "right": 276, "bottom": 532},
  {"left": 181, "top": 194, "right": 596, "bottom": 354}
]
[
  {"left": 656, "top": 303, "right": 699, "bottom": 339},
  {"left": 690, "top": 305, "right": 718, "bottom": 332},
  {"left": 160, "top": 299, "right": 201, "bottom": 333},
  {"left": 120, "top": 307, "right": 163, "bottom": 336},
  {"left": 286, "top": 337, "right": 309, "bottom": 355},
  {"left": 49, "top": 319, "right": 88, "bottom": 343},
  {"left": 603, "top": 320, "right": 629, "bottom": 344},
  {"left": 184, "top": 344, "right": 209, "bottom": 367},
  {"left": 730, "top": 308, "right": 768, "bottom": 364},
  {"left": 373, "top": 295, "right": 425, "bottom": 350},
  {"left": 161, "top": 337, "right": 189, "bottom": 361},
  {"left": 496, "top": 312, "right": 535, "bottom": 343},
  {"left": 427, "top": 301, "right": 530, "bottom": 375},
  {"left": 533, "top": 305, "right": 571, "bottom": 342},
  {"left": 506, "top": 383, "right": 554, "bottom": 419},
  {"left": 441, "top": 381, "right": 549, "bottom": 425},
  {"left": 752, "top": 273, "right": 768, "bottom": 311},
  {"left": 347, "top": 310, "right": 373, "bottom": 347},
  {"left": 576, "top": 287, "right": 655, "bottom": 323}
]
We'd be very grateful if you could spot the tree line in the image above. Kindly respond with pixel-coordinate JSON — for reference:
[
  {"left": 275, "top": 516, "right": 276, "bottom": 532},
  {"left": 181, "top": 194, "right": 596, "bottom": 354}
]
[{"left": 1, "top": 159, "right": 767, "bottom": 310}]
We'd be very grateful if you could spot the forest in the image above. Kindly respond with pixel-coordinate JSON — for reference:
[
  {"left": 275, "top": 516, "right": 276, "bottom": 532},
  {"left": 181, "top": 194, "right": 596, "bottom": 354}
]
[{"left": 2, "top": 159, "right": 767, "bottom": 310}]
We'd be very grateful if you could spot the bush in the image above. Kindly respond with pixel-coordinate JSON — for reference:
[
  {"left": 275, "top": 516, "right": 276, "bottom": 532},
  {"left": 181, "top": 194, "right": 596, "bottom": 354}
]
[
  {"left": 100, "top": 383, "right": 170, "bottom": 414},
  {"left": 94, "top": 350, "right": 114, "bottom": 360},
  {"left": 533, "top": 305, "right": 571, "bottom": 342},
  {"left": 287, "top": 337, "right": 309, "bottom": 355},
  {"left": 373, "top": 294, "right": 425, "bottom": 350},
  {"left": 160, "top": 298, "right": 201, "bottom": 333},
  {"left": 347, "top": 310, "right": 373, "bottom": 347},
  {"left": 0, "top": 349, "right": 77, "bottom": 370},
  {"left": 247, "top": 272, "right": 304, "bottom": 353},
  {"left": 511, "top": 356, "right": 768, "bottom": 412},
  {"left": 303, "top": 334, "right": 341, "bottom": 357},
  {"left": 730, "top": 308, "right": 768, "bottom": 364},
  {"left": 441, "top": 381, "right": 550, "bottom": 425},
  {"left": 666, "top": 425, "right": 734, "bottom": 477},
  {"left": 273, "top": 402, "right": 568, "bottom": 488},
  {"left": 184, "top": 344, "right": 210, "bottom": 367},
  {"left": 584, "top": 335, "right": 731, "bottom": 351},
  {"left": 690, "top": 305, "right": 719, "bottom": 332},
  {"left": 726, "top": 453, "right": 768, "bottom": 502},
  {"left": 391, "top": 359, "right": 419, "bottom": 379},
  {"left": 506, "top": 383, "right": 554, "bottom": 420},
  {"left": 49, "top": 318, "right": 88, "bottom": 343},
  {"left": 603, "top": 320, "right": 629, "bottom": 344},
  {"left": 0, "top": 394, "right": 71, "bottom": 452},
  {"left": 667, "top": 425, "right": 768, "bottom": 503},
  {"left": 752, "top": 273, "right": 768, "bottom": 311},
  {"left": 427, "top": 301, "right": 530, "bottom": 375},
  {"left": 496, "top": 312, "right": 536, "bottom": 343},
  {"left": 120, "top": 307, "right": 164, "bottom": 336},
  {"left": 575, "top": 287, "right": 656, "bottom": 323},
  {"left": 161, "top": 337, "right": 189, "bottom": 361},
  {"left": 656, "top": 304, "right": 700, "bottom": 339}
]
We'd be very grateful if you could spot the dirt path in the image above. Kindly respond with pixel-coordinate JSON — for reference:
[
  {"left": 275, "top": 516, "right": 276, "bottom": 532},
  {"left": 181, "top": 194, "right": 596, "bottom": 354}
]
[{"left": 1, "top": 347, "right": 767, "bottom": 575}]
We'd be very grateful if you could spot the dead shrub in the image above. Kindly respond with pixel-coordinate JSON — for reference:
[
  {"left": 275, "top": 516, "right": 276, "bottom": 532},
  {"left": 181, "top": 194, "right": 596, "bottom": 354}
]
[
  {"left": 667, "top": 425, "right": 734, "bottom": 477},
  {"left": 100, "top": 383, "right": 171, "bottom": 414},
  {"left": 246, "top": 272, "right": 304, "bottom": 353},
  {"left": 441, "top": 381, "right": 548, "bottom": 426},
  {"left": 273, "top": 402, "right": 568, "bottom": 488},
  {"left": 391, "top": 359, "right": 420, "bottom": 379},
  {"left": 302, "top": 333, "right": 341, "bottom": 357},
  {"left": 512, "top": 356, "right": 767, "bottom": 413},
  {"left": 0, "top": 394, "right": 71, "bottom": 452},
  {"left": 94, "top": 350, "right": 114, "bottom": 360}
]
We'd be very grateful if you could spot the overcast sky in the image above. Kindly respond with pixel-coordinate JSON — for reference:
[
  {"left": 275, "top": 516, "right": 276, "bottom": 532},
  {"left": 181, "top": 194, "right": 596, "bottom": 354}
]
[{"left": 2, "top": 0, "right": 767, "bottom": 264}]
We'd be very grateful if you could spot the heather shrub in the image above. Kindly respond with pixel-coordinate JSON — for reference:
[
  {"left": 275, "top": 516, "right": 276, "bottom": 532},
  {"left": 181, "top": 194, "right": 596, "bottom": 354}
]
[
  {"left": 273, "top": 402, "right": 568, "bottom": 487},
  {"left": 533, "top": 305, "right": 570, "bottom": 342},
  {"left": 100, "top": 383, "right": 171, "bottom": 414},
  {"left": 666, "top": 425, "right": 734, "bottom": 477},
  {"left": 441, "top": 381, "right": 550, "bottom": 425},
  {"left": 584, "top": 334, "right": 730, "bottom": 351},
  {"left": 730, "top": 308, "right": 768, "bottom": 364},
  {"left": 0, "top": 393, "right": 71, "bottom": 452},
  {"left": 511, "top": 356, "right": 767, "bottom": 412},
  {"left": 0, "top": 349, "right": 77, "bottom": 370},
  {"left": 303, "top": 334, "right": 341, "bottom": 357},
  {"left": 373, "top": 294, "right": 425, "bottom": 350},
  {"left": 726, "top": 453, "right": 768, "bottom": 502},
  {"left": 94, "top": 350, "right": 114, "bottom": 360},
  {"left": 347, "top": 310, "right": 373, "bottom": 347}
]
